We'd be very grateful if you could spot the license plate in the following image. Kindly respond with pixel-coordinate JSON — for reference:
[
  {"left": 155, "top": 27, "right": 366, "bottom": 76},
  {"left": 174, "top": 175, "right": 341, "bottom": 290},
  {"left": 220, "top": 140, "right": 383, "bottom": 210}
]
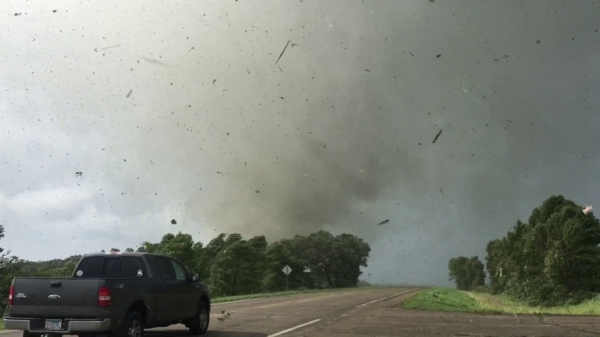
[{"left": 44, "top": 319, "right": 62, "bottom": 330}]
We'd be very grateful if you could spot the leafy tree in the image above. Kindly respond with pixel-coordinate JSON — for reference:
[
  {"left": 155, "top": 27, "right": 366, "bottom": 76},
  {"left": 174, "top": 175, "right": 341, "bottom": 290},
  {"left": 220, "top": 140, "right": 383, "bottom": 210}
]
[
  {"left": 262, "top": 231, "right": 370, "bottom": 291},
  {"left": 1, "top": 229, "right": 373, "bottom": 303},
  {"left": 0, "top": 226, "right": 24, "bottom": 310},
  {"left": 448, "top": 256, "right": 485, "bottom": 291},
  {"left": 0, "top": 224, "right": 3, "bottom": 255},
  {"left": 0, "top": 255, "right": 22, "bottom": 310},
  {"left": 485, "top": 195, "right": 600, "bottom": 306},
  {"left": 262, "top": 239, "right": 303, "bottom": 291},
  {"left": 197, "top": 233, "right": 227, "bottom": 284},
  {"left": 210, "top": 238, "right": 264, "bottom": 296},
  {"left": 157, "top": 232, "right": 196, "bottom": 270}
]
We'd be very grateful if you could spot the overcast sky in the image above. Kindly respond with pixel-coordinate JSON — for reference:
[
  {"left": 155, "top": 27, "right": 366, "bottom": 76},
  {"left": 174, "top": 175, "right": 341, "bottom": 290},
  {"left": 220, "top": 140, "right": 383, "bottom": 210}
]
[{"left": 1, "top": 0, "right": 599, "bottom": 286}]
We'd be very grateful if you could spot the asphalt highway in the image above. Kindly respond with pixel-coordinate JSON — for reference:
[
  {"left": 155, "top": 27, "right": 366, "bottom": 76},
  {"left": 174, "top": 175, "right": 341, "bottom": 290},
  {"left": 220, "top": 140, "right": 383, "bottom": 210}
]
[{"left": 2, "top": 288, "right": 599, "bottom": 336}]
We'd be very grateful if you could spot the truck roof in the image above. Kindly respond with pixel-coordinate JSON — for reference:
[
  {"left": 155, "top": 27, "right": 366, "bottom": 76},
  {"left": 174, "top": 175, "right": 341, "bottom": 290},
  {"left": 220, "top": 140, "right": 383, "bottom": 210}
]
[{"left": 83, "top": 252, "right": 154, "bottom": 257}]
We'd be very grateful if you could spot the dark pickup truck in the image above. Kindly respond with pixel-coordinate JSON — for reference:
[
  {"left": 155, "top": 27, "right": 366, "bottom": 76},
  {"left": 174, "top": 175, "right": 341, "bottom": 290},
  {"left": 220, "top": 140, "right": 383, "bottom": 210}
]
[{"left": 3, "top": 252, "right": 211, "bottom": 337}]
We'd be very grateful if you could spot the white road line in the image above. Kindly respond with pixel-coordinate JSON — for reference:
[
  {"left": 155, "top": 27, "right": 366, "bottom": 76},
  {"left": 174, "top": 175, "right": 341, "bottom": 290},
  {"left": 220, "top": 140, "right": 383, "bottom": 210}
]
[
  {"left": 0, "top": 330, "right": 16, "bottom": 334},
  {"left": 356, "top": 288, "right": 418, "bottom": 308},
  {"left": 267, "top": 319, "right": 321, "bottom": 337}
]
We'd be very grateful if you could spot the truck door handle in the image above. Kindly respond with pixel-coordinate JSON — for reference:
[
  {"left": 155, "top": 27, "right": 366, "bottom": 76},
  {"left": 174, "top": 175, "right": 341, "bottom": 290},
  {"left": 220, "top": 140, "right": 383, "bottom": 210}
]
[
  {"left": 50, "top": 281, "right": 61, "bottom": 287},
  {"left": 116, "top": 284, "right": 124, "bottom": 289}
]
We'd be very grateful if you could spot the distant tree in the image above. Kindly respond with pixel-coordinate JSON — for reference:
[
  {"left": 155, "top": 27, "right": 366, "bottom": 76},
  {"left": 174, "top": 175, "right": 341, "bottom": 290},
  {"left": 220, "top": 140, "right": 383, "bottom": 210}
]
[
  {"left": 333, "top": 233, "right": 371, "bottom": 287},
  {"left": 157, "top": 232, "right": 196, "bottom": 270},
  {"left": 448, "top": 256, "right": 485, "bottom": 291},
  {"left": 191, "top": 242, "right": 204, "bottom": 276},
  {"left": 262, "top": 231, "right": 370, "bottom": 291},
  {"left": 139, "top": 242, "right": 160, "bottom": 253},
  {"left": 0, "top": 226, "right": 23, "bottom": 310},
  {"left": 262, "top": 239, "right": 306, "bottom": 292},
  {"left": 210, "top": 236, "right": 264, "bottom": 297},
  {"left": 0, "top": 224, "right": 4, "bottom": 255},
  {"left": 110, "top": 248, "right": 120, "bottom": 252},
  {"left": 125, "top": 248, "right": 134, "bottom": 252},
  {"left": 197, "top": 233, "right": 227, "bottom": 284},
  {"left": 3, "top": 229, "right": 373, "bottom": 302}
]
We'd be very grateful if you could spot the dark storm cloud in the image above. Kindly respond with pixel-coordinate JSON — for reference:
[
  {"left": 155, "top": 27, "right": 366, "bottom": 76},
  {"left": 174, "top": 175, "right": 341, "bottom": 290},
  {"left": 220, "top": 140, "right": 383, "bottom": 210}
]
[
  {"left": 1, "top": 0, "right": 599, "bottom": 285},
  {"left": 120, "top": 0, "right": 600, "bottom": 252}
]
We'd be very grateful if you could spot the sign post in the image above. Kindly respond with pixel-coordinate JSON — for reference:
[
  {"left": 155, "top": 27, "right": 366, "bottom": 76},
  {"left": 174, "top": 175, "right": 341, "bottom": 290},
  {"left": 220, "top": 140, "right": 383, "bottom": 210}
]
[{"left": 282, "top": 265, "right": 292, "bottom": 291}]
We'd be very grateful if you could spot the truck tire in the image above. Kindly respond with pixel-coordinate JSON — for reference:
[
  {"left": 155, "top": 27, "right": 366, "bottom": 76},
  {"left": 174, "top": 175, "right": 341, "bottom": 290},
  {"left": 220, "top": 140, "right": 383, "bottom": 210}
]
[
  {"left": 188, "top": 300, "right": 210, "bottom": 335},
  {"left": 121, "top": 311, "right": 144, "bottom": 337}
]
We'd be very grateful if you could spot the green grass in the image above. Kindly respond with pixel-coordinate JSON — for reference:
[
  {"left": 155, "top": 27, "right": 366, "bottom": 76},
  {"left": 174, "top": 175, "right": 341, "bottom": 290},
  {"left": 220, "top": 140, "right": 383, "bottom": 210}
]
[
  {"left": 401, "top": 287, "right": 600, "bottom": 315},
  {"left": 0, "top": 318, "right": 4, "bottom": 330},
  {"left": 212, "top": 286, "right": 395, "bottom": 304},
  {"left": 401, "top": 287, "right": 488, "bottom": 313}
]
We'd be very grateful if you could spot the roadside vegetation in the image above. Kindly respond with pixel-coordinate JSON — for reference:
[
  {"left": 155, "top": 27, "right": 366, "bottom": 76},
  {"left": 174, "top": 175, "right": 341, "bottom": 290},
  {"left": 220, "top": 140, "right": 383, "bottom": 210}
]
[
  {"left": 402, "top": 288, "right": 600, "bottom": 315},
  {"left": 447, "top": 196, "right": 600, "bottom": 307},
  {"left": 0, "top": 318, "right": 4, "bottom": 330},
  {"left": 0, "top": 225, "right": 373, "bottom": 310},
  {"left": 403, "top": 195, "right": 600, "bottom": 315}
]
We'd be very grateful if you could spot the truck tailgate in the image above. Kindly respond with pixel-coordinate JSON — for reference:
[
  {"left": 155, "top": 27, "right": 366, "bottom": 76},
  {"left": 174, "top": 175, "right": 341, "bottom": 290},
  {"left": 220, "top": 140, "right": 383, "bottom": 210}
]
[{"left": 10, "top": 278, "right": 101, "bottom": 318}]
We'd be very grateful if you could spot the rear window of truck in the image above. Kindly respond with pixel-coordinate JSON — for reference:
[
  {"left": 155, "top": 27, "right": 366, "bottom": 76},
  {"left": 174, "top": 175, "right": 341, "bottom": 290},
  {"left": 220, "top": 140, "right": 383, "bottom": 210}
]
[
  {"left": 75, "top": 256, "right": 104, "bottom": 278},
  {"left": 74, "top": 256, "right": 147, "bottom": 278}
]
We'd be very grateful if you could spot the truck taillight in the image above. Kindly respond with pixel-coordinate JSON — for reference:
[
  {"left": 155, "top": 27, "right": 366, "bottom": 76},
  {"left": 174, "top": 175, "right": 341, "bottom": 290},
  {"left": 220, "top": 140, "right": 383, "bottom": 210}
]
[
  {"left": 98, "top": 286, "right": 111, "bottom": 307},
  {"left": 8, "top": 285, "right": 14, "bottom": 306}
]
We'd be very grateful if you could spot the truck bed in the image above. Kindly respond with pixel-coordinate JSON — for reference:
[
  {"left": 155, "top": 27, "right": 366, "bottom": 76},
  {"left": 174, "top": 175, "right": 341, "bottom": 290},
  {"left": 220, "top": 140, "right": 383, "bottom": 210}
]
[{"left": 10, "top": 277, "right": 103, "bottom": 318}]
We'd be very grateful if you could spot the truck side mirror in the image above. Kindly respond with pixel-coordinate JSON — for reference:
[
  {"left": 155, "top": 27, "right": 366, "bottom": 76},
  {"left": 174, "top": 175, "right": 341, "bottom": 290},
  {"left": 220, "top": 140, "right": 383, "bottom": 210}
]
[{"left": 191, "top": 273, "right": 199, "bottom": 282}]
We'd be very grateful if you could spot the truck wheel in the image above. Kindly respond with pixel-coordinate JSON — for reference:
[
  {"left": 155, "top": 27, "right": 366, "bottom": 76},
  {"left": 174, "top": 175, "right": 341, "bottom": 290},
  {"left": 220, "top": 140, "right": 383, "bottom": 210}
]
[
  {"left": 188, "top": 301, "right": 210, "bottom": 335},
  {"left": 122, "top": 311, "right": 144, "bottom": 337}
]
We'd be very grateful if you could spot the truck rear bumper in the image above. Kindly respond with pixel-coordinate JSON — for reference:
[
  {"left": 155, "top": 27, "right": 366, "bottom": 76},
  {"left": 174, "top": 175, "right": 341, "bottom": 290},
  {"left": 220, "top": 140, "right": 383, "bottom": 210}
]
[{"left": 3, "top": 318, "right": 111, "bottom": 333}]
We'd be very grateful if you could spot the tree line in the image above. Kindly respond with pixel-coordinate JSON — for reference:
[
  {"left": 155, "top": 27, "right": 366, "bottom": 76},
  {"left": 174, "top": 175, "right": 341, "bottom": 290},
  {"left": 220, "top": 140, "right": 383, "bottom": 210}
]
[
  {"left": 448, "top": 195, "right": 600, "bottom": 307},
  {"left": 0, "top": 228, "right": 371, "bottom": 309}
]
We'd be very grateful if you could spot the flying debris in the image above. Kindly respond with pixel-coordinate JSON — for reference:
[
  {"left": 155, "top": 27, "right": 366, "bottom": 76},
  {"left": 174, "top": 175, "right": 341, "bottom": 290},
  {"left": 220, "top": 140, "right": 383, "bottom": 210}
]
[
  {"left": 440, "top": 187, "right": 444, "bottom": 194},
  {"left": 75, "top": 171, "right": 82, "bottom": 177},
  {"left": 171, "top": 219, "right": 177, "bottom": 225},
  {"left": 376, "top": 219, "right": 389, "bottom": 226},
  {"left": 99, "top": 44, "right": 121, "bottom": 51},
  {"left": 217, "top": 311, "right": 231, "bottom": 322},
  {"left": 275, "top": 40, "right": 298, "bottom": 64},
  {"left": 432, "top": 129, "right": 443, "bottom": 143},
  {"left": 583, "top": 205, "right": 593, "bottom": 214},
  {"left": 126, "top": 89, "right": 132, "bottom": 98}
]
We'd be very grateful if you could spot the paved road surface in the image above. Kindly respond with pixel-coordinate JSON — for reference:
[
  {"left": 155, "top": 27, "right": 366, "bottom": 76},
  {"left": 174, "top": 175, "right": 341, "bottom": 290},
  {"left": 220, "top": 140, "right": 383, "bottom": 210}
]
[{"left": 2, "top": 288, "right": 599, "bottom": 336}]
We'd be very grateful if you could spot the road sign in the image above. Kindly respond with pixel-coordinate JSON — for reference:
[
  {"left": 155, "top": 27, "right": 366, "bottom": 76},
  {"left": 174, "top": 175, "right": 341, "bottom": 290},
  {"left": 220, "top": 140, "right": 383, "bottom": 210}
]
[{"left": 282, "top": 265, "right": 292, "bottom": 291}]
